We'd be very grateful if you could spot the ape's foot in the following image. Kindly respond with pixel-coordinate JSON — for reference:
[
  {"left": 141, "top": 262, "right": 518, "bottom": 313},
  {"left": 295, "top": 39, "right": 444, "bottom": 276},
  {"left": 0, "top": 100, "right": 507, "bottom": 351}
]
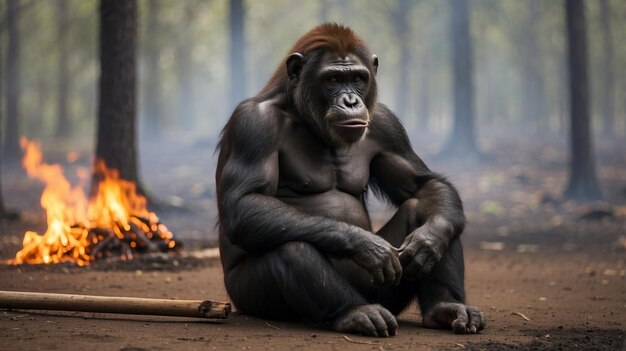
[
  {"left": 331, "top": 304, "right": 398, "bottom": 337},
  {"left": 423, "top": 302, "right": 486, "bottom": 334}
]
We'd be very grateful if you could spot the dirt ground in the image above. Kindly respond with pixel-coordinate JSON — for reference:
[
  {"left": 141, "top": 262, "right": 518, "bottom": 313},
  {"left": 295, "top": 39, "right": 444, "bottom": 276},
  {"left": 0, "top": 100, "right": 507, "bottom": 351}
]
[{"left": 0, "top": 135, "right": 624, "bottom": 350}]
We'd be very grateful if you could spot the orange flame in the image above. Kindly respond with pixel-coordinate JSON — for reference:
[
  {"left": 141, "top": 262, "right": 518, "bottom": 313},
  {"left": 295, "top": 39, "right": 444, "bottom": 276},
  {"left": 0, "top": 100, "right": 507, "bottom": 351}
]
[{"left": 12, "top": 138, "right": 176, "bottom": 265}]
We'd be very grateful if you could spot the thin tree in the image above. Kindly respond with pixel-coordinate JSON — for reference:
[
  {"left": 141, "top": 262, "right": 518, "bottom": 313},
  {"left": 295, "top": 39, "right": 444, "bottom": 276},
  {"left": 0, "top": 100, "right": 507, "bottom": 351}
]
[
  {"left": 176, "top": 2, "right": 196, "bottom": 132},
  {"left": 563, "top": 0, "right": 602, "bottom": 201},
  {"left": 520, "top": 0, "right": 546, "bottom": 135},
  {"left": 392, "top": 0, "right": 413, "bottom": 120},
  {"left": 229, "top": 0, "right": 246, "bottom": 112},
  {"left": 3, "top": 0, "right": 20, "bottom": 164},
  {"left": 95, "top": 0, "right": 143, "bottom": 188},
  {"left": 416, "top": 46, "right": 432, "bottom": 132},
  {"left": 599, "top": 0, "right": 614, "bottom": 136},
  {"left": 55, "top": 0, "right": 71, "bottom": 138},
  {"left": 0, "top": 4, "right": 18, "bottom": 220},
  {"left": 318, "top": 0, "right": 331, "bottom": 23},
  {"left": 142, "top": 0, "right": 163, "bottom": 138},
  {"left": 440, "top": 0, "right": 480, "bottom": 158},
  {"left": 0, "top": 128, "right": 19, "bottom": 220}
]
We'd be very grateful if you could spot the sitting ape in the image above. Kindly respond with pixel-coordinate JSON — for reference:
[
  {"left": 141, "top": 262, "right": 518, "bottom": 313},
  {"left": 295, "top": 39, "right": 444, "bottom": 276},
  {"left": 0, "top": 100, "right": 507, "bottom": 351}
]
[{"left": 216, "top": 24, "right": 485, "bottom": 336}]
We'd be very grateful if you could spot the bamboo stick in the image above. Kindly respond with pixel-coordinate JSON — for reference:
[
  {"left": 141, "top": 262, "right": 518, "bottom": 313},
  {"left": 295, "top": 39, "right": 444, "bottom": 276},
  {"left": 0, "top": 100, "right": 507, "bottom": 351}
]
[{"left": 0, "top": 291, "right": 231, "bottom": 319}]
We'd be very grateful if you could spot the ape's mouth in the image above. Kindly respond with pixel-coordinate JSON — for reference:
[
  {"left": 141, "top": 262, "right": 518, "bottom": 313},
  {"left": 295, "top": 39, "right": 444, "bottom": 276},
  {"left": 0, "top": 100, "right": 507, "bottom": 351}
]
[{"left": 334, "top": 119, "right": 369, "bottom": 129}]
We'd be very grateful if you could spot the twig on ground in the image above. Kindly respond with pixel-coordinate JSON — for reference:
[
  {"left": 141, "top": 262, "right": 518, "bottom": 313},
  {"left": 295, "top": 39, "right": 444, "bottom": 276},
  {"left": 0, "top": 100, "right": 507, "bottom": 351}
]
[
  {"left": 511, "top": 311, "right": 531, "bottom": 321},
  {"left": 342, "top": 335, "right": 379, "bottom": 345},
  {"left": 264, "top": 321, "right": 280, "bottom": 330}
]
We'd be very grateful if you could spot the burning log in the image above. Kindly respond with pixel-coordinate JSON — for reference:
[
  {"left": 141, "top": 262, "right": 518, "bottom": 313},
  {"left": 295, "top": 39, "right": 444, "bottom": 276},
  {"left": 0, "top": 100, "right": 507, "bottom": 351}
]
[
  {"left": 0, "top": 291, "right": 231, "bottom": 319},
  {"left": 127, "top": 221, "right": 158, "bottom": 251},
  {"left": 89, "top": 235, "right": 116, "bottom": 258}
]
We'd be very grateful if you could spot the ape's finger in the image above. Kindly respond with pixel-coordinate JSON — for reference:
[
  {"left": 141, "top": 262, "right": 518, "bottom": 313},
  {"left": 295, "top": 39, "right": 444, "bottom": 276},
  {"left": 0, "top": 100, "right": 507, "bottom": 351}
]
[
  {"left": 467, "top": 306, "right": 482, "bottom": 334},
  {"left": 378, "top": 307, "right": 398, "bottom": 336},
  {"left": 372, "top": 268, "right": 385, "bottom": 286},
  {"left": 451, "top": 306, "right": 469, "bottom": 334},
  {"left": 382, "top": 261, "right": 396, "bottom": 286},
  {"left": 404, "top": 251, "right": 431, "bottom": 279},
  {"left": 353, "top": 312, "right": 378, "bottom": 336},
  {"left": 367, "top": 309, "right": 389, "bottom": 337},
  {"left": 397, "top": 235, "right": 412, "bottom": 252},
  {"left": 390, "top": 253, "right": 402, "bottom": 284},
  {"left": 479, "top": 311, "right": 487, "bottom": 331},
  {"left": 398, "top": 246, "right": 416, "bottom": 267}
]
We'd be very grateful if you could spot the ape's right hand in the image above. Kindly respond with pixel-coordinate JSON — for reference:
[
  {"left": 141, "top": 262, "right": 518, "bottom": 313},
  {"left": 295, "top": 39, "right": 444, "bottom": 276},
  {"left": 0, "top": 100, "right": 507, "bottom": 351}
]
[{"left": 349, "top": 232, "right": 402, "bottom": 286}]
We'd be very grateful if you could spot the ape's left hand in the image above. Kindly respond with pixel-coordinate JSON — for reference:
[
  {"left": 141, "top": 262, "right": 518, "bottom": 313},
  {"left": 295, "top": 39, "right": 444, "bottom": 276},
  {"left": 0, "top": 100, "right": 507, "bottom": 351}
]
[{"left": 397, "top": 227, "right": 446, "bottom": 278}]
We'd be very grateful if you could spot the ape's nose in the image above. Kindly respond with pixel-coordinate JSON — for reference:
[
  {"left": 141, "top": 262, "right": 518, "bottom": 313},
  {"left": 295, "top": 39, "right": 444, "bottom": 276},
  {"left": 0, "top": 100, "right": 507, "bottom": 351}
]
[{"left": 342, "top": 94, "right": 360, "bottom": 109}]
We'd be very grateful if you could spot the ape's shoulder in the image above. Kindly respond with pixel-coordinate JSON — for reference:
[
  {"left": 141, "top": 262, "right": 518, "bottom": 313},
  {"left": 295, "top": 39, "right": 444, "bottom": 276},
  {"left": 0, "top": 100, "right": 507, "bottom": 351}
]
[
  {"left": 226, "top": 96, "right": 292, "bottom": 137},
  {"left": 218, "top": 97, "right": 291, "bottom": 158},
  {"left": 368, "top": 103, "right": 412, "bottom": 148}
]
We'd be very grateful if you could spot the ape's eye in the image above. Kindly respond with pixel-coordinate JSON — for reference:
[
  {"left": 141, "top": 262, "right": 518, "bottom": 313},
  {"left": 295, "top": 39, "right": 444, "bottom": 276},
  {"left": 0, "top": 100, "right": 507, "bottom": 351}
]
[
  {"left": 353, "top": 76, "right": 361, "bottom": 83},
  {"left": 328, "top": 76, "right": 338, "bottom": 83}
]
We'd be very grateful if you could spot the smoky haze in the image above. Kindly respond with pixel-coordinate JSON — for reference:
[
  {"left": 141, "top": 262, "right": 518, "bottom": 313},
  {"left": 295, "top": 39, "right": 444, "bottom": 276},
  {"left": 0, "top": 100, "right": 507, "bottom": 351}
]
[{"left": 1, "top": 0, "right": 625, "bottom": 247}]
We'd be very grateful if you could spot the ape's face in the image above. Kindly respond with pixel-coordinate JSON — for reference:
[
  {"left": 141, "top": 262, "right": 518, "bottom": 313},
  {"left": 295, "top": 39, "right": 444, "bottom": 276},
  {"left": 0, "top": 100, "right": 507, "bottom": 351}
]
[{"left": 287, "top": 51, "right": 379, "bottom": 146}]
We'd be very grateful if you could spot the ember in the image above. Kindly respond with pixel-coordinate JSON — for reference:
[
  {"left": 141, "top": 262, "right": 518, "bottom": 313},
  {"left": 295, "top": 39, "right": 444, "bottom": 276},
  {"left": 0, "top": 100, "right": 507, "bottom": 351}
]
[{"left": 12, "top": 138, "right": 178, "bottom": 266}]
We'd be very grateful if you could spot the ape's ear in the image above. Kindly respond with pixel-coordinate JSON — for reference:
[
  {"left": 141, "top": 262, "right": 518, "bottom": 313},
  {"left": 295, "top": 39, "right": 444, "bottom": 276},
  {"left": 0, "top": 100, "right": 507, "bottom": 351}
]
[
  {"left": 286, "top": 53, "right": 305, "bottom": 83},
  {"left": 372, "top": 54, "right": 379, "bottom": 76}
]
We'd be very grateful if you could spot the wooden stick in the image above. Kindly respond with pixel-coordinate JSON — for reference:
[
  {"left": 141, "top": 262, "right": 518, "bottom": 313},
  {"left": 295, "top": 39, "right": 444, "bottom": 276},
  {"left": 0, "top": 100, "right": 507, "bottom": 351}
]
[{"left": 0, "top": 291, "right": 231, "bottom": 319}]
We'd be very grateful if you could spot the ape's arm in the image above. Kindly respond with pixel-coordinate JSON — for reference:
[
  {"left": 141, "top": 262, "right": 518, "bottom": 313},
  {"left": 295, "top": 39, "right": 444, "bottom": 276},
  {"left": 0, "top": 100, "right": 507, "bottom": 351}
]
[
  {"left": 217, "top": 103, "right": 401, "bottom": 285},
  {"left": 369, "top": 106, "right": 465, "bottom": 277}
]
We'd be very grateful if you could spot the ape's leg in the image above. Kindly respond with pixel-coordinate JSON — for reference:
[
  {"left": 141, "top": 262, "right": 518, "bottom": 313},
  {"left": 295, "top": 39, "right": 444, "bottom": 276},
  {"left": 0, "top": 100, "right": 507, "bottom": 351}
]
[
  {"left": 376, "top": 198, "right": 421, "bottom": 248},
  {"left": 373, "top": 199, "right": 422, "bottom": 314},
  {"left": 417, "top": 237, "right": 485, "bottom": 333},
  {"left": 225, "top": 241, "right": 398, "bottom": 337},
  {"left": 375, "top": 200, "right": 486, "bottom": 333}
]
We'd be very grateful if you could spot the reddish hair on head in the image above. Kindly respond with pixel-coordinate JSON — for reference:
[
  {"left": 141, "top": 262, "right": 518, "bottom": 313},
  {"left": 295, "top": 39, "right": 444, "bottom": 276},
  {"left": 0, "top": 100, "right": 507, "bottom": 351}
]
[
  {"left": 288, "top": 23, "right": 368, "bottom": 58},
  {"left": 260, "top": 23, "right": 370, "bottom": 97}
]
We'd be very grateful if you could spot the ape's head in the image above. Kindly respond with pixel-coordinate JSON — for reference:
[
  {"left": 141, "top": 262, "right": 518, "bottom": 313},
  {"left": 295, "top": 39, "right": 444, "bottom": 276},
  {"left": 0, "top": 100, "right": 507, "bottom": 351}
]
[{"left": 268, "top": 24, "right": 379, "bottom": 146}]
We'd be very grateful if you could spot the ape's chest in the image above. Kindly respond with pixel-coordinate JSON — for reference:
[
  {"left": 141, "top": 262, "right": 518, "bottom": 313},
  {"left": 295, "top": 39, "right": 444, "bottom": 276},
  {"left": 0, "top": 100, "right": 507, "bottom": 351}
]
[{"left": 277, "top": 137, "right": 374, "bottom": 197}]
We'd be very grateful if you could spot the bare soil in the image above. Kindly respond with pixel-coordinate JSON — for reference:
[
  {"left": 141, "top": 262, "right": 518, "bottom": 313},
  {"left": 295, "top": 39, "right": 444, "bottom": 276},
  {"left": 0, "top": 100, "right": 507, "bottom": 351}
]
[{"left": 0, "top": 136, "right": 624, "bottom": 350}]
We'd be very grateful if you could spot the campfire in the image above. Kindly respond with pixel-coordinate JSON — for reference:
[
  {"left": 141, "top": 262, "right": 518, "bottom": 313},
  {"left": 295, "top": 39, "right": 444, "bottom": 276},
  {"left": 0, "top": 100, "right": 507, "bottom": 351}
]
[{"left": 11, "top": 138, "right": 178, "bottom": 266}]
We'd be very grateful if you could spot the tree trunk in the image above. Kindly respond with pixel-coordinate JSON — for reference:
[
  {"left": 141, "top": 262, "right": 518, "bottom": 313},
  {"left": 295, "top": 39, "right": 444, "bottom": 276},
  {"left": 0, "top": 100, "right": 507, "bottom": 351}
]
[
  {"left": 95, "top": 0, "right": 141, "bottom": 187},
  {"left": 55, "top": 0, "right": 71, "bottom": 138},
  {"left": 417, "top": 48, "right": 431, "bottom": 133},
  {"left": 393, "top": 0, "right": 412, "bottom": 120},
  {"left": 0, "top": 121, "right": 17, "bottom": 220},
  {"left": 4, "top": 0, "right": 21, "bottom": 164},
  {"left": 0, "top": 32, "right": 18, "bottom": 220},
  {"left": 599, "top": 0, "right": 614, "bottom": 136},
  {"left": 229, "top": 0, "right": 246, "bottom": 112},
  {"left": 318, "top": 0, "right": 331, "bottom": 23},
  {"left": 177, "top": 2, "right": 195, "bottom": 132},
  {"left": 142, "top": 0, "right": 162, "bottom": 139},
  {"left": 441, "top": 0, "right": 480, "bottom": 158},
  {"left": 0, "top": 22, "right": 7, "bottom": 218},
  {"left": 520, "top": 0, "right": 546, "bottom": 135},
  {"left": 563, "top": 0, "right": 602, "bottom": 201}
]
